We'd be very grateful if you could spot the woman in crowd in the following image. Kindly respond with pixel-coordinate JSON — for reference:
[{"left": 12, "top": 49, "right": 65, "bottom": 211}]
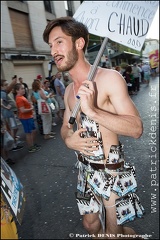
[
  {"left": 30, "top": 82, "right": 43, "bottom": 135},
  {"left": 32, "top": 80, "right": 55, "bottom": 140},
  {"left": 43, "top": 79, "right": 59, "bottom": 126},
  {"left": 122, "top": 65, "right": 136, "bottom": 95}
]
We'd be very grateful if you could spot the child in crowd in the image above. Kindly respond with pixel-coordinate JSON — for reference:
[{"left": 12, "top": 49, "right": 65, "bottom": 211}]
[{"left": 14, "top": 83, "right": 41, "bottom": 153}]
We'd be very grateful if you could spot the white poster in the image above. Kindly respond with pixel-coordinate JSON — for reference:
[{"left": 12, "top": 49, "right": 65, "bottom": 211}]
[{"left": 73, "top": 1, "right": 159, "bottom": 51}]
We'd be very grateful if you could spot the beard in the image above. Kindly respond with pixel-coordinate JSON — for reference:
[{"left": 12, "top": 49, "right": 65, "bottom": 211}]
[{"left": 56, "top": 44, "right": 78, "bottom": 72}]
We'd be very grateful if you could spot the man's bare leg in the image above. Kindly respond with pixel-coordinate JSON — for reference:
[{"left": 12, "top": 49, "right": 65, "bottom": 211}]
[
  {"left": 81, "top": 188, "right": 143, "bottom": 239},
  {"left": 83, "top": 212, "right": 101, "bottom": 236}
]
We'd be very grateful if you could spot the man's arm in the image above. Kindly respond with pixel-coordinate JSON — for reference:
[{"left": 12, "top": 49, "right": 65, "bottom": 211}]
[
  {"left": 39, "top": 89, "right": 52, "bottom": 100},
  {"left": 78, "top": 70, "right": 143, "bottom": 139},
  {"left": 61, "top": 85, "right": 99, "bottom": 154},
  {"left": 6, "top": 77, "right": 17, "bottom": 94},
  {"left": 1, "top": 98, "right": 11, "bottom": 110},
  {"left": 60, "top": 86, "right": 75, "bottom": 145}
]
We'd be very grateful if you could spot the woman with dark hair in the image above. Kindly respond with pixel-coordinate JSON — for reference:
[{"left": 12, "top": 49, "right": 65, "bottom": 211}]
[{"left": 122, "top": 65, "right": 135, "bottom": 95}]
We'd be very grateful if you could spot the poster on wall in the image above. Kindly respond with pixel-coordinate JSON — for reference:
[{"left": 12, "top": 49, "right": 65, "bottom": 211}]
[{"left": 149, "top": 49, "right": 159, "bottom": 68}]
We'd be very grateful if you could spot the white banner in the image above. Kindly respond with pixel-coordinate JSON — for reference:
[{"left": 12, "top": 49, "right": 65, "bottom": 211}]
[
  {"left": 1, "top": 157, "right": 26, "bottom": 224},
  {"left": 73, "top": 1, "right": 159, "bottom": 51}
]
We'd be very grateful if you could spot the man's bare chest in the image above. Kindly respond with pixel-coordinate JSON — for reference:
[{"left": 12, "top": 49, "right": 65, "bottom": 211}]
[{"left": 68, "top": 90, "right": 114, "bottom": 117}]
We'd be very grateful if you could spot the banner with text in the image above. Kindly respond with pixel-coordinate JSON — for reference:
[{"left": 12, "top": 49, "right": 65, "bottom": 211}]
[
  {"left": 73, "top": 1, "right": 159, "bottom": 51},
  {"left": 1, "top": 157, "right": 26, "bottom": 225}
]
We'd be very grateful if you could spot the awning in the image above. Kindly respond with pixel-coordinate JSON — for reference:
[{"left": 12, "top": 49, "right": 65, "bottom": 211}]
[{"left": 110, "top": 51, "right": 140, "bottom": 60}]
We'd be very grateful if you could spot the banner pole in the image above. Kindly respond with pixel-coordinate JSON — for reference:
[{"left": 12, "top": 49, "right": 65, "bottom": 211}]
[{"left": 69, "top": 37, "right": 108, "bottom": 125}]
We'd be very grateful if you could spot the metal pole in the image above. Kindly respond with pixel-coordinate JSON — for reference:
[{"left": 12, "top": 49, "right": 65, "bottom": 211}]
[{"left": 69, "top": 37, "right": 108, "bottom": 125}]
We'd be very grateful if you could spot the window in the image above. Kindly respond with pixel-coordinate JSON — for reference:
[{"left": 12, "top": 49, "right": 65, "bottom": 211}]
[
  {"left": 64, "top": 1, "right": 68, "bottom": 10},
  {"left": 44, "top": 1, "right": 52, "bottom": 13},
  {"left": 9, "top": 9, "right": 33, "bottom": 49},
  {"left": 64, "top": 1, "right": 73, "bottom": 16}
]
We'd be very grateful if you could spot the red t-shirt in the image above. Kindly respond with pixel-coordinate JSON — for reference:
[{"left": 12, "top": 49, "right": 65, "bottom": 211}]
[{"left": 16, "top": 95, "right": 33, "bottom": 119}]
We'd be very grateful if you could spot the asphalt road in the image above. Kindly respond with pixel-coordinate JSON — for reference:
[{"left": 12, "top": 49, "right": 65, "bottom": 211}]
[{"left": 10, "top": 76, "right": 159, "bottom": 239}]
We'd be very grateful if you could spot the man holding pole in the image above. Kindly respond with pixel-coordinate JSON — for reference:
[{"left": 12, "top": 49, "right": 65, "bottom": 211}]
[{"left": 43, "top": 16, "right": 144, "bottom": 238}]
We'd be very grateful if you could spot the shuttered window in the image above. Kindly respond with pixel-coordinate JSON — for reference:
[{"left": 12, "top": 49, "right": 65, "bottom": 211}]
[{"left": 9, "top": 9, "right": 33, "bottom": 49}]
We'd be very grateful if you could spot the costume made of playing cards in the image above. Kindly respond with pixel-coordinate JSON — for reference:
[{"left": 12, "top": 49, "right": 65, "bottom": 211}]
[{"left": 75, "top": 112, "right": 144, "bottom": 229}]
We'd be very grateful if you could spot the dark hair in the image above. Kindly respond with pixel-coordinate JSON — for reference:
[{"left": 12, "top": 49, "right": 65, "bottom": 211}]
[
  {"left": 115, "top": 66, "right": 120, "bottom": 71},
  {"left": 125, "top": 65, "right": 132, "bottom": 73},
  {"left": 43, "top": 16, "right": 89, "bottom": 53},
  {"left": 44, "top": 80, "right": 49, "bottom": 84},
  {"left": 102, "top": 62, "right": 107, "bottom": 68},
  {"left": 14, "top": 83, "right": 22, "bottom": 94}
]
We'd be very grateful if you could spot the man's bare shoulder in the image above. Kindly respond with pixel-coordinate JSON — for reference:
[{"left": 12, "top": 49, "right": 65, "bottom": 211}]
[
  {"left": 65, "top": 81, "right": 73, "bottom": 89},
  {"left": 65, "top": 82, "right": 73, "bottom": 93},
  {"left": 96, "top": 67, "right": 126, "bottom": 87},
  {"left": 64, "top": 82, "right": 73, "bottom": 100}
]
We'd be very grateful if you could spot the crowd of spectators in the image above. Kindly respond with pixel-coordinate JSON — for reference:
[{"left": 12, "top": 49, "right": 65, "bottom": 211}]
[
  {"left": 113, "top": 62, "right": 153, "bottom": 95},
  {"left": 0, "top": 62, "right": 155, "bottom": 165},
  {"left": 1, "top": 72, "right": 72, "bottom": 165}
]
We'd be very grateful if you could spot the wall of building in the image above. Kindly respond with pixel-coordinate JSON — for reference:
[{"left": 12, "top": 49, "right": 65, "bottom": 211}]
[
  {"left": 1, "top": 1, "right": 16, "bottom": 49},
  {"left": 27, "top": 1, "right": 49, "bottom": 52},
  {"left": 1, "top": 1, "right": 81, "bottom": 87}
]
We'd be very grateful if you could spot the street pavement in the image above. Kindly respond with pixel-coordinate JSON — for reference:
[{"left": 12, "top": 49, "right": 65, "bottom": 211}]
[{"left": 10, "top": 76, "right": 159, "bottom": 239}]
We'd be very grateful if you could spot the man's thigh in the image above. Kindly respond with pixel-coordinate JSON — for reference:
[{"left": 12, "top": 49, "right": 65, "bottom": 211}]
[
  {"left": 103, "top": 192, "right": 123, "bottom": 233},
  {"left": 83, "top": 212, "right": 99, "bottom": 224}
]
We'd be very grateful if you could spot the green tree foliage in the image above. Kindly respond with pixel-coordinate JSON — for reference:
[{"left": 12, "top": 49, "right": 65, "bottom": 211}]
[
  {"left": 88, "top": 35, "right": 140, "bottom": 54},
  {"left": 120, "top": 62, "right": 128, "bottom": 69}
]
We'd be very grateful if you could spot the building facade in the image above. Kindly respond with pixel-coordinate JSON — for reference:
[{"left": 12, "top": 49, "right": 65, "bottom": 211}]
[
  {"left": 1, "top": 1, "right": 81, "bottom": 88},
  {"left": 1, "top": 1, "right": 159, "bottom": 88}
]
